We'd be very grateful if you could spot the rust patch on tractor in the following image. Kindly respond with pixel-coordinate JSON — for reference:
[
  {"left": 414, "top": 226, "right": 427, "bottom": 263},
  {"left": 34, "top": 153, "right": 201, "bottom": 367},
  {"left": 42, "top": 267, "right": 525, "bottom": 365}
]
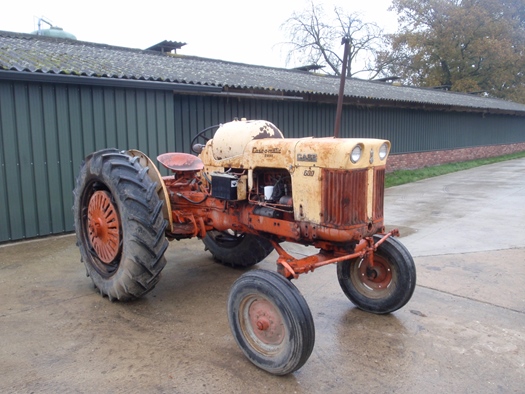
[
  {"left": 322, "top": 169, "right": 367, "bottom": 226},
  {"left": 252, "top": 122, "right": 284, "bottom": 140}
]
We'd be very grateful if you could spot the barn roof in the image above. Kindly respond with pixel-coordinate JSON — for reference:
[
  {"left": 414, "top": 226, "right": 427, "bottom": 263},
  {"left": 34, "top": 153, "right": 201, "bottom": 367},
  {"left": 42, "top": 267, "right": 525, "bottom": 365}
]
[{"left": 2, "top": 30, "right": 525, "bottom": 115}]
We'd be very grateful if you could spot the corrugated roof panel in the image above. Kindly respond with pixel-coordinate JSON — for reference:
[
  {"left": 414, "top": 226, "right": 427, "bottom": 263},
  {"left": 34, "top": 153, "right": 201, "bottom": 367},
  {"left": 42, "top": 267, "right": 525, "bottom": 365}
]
[{"left": 1, "top": 30, "right": 525, "bottom": 114}]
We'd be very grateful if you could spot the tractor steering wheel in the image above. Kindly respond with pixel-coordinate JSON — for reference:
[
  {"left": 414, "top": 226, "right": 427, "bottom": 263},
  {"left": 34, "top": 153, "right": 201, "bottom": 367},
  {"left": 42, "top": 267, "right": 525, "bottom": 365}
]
[{"left": 190, "top": 124, "right": 221, "bottom": 154}]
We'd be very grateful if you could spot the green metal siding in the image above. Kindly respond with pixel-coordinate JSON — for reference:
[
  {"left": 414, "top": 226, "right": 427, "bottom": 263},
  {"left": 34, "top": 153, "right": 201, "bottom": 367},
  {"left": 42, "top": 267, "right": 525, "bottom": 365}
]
[
  {"left": 1, "top": 81, "right": 525, "bottom": 243},
  {"left": 172, "top": 96, "right": 525, "bottom": 154},
  {"left": 0, "top": 80, "right": 174, "bottom": 243},
  {"left": 343, "top": 107, "right": 525, "bottom": 154}
]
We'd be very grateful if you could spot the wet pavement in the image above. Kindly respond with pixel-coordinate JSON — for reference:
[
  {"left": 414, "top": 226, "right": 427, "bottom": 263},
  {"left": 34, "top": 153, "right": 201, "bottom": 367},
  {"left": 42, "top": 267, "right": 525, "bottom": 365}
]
[{"left": 1, "top": 158, "right": 524, "bottom": 393}]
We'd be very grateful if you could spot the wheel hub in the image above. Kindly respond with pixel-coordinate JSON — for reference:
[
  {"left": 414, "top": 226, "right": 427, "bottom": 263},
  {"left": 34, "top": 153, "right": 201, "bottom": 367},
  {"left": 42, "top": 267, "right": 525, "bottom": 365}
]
[
  {"left": 359, "top": 256, "right": 392, "bottom": 290},
  {"left": 248, "top": 298, "right": 284, "bottom": 346},
  {"left": 87, "top": 190, "right": 120, "bottom": 264}
]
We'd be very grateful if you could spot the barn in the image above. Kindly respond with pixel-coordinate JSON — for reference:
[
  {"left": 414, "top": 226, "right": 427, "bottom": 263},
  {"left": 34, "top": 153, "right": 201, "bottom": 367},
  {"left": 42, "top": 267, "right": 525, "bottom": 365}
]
[{"left": 1, "top": 30, "right": 524, "bottom": 242}]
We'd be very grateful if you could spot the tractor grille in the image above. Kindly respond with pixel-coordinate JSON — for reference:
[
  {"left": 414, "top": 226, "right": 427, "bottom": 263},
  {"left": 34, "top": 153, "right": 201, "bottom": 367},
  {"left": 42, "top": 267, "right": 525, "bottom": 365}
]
[
  {"left": 373, "top": 168, "right": 385, "bottom": 220},
  {"left": 321, "top": 169, "right": 367, "bottom": 226}
]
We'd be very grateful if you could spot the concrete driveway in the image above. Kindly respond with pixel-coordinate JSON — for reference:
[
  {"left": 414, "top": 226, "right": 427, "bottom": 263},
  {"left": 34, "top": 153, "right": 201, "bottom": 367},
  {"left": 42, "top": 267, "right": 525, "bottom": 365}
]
[{"left": 1, "top": 158, "right": 524, "bottom": 393}]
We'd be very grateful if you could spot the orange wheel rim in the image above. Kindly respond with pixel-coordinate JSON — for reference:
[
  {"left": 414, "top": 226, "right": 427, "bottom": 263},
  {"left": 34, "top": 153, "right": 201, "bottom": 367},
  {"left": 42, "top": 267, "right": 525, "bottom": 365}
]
[
  {"left": 87, "top": 190, "right": 121, "bottom": 263},
  {"left": 247, "top": 298, "right": 285, "bottom": 346},
  {"left": 358, "top": 255, "right": 392, "bottom": 290}
]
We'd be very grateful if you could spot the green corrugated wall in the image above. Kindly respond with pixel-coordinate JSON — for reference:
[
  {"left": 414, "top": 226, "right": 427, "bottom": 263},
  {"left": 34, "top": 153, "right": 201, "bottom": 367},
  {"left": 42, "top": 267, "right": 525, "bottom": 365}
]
[
  {"left": 0, "top": 81, "right": 174, "bottom": 242},
  {"left": 173, "top": 95, "right": 525, "bottom": 152},
  {"left": 1, "top": 80, "right": 524, "bottom": 242}
]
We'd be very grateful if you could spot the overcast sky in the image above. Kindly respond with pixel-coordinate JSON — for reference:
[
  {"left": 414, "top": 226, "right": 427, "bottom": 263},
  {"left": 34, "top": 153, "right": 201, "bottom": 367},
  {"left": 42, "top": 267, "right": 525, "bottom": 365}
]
[{"left": 1, "top": 0, "right": 397, "bottom": 69}]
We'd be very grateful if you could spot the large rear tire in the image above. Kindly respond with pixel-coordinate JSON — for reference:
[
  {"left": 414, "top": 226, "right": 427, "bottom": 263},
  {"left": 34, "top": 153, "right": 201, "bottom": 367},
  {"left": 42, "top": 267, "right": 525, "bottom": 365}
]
[
  {"left": 73, "top": 149, "right": 169, "bottom": 301},
  {"left": 203, "top": 230, "right": 274, "bottom": 268},
  {"left": 337, "top": 235, "right": 416, "bottom": 314},
  {"left": 228, "top": 270, "right": 315, "bottom": 375}
]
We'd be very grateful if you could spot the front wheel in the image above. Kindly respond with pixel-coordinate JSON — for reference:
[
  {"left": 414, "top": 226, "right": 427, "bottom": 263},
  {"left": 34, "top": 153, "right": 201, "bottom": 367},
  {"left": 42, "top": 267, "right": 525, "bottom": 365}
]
[
  {"left": 228, "top": 270, "right": 315, "bottom": 375},
  {"left": 337, "top": 235, "right": 416, "bottom": 314}
]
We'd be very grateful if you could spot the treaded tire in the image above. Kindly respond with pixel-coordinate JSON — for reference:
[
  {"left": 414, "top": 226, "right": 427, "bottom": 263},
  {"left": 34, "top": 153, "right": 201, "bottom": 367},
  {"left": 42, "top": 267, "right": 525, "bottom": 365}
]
[
  {"left": 203, "top": 230, "right": 274, "bottom": 268},
  {"left": 73, "top": 149, "right": 168, "bottom": 301},
  {"left": 228, "top": 270, "right": 315, "bottom": 375},
  {"left": 337, "top": 235, "right": 416, "bottom": 314}
]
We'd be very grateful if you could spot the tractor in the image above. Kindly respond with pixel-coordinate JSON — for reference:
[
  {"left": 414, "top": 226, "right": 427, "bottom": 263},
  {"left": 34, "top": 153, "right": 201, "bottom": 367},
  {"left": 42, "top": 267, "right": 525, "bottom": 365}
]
[{"left": 73, "top": 117, "right": 416, "bottom": 375}]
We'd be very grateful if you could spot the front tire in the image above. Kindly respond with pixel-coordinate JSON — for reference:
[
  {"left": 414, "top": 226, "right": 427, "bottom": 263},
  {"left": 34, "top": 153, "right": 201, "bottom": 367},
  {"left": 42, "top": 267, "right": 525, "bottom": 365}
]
[
  {"left": 228, "top": 270, "right": 315, "bottom": 375},
  {"left": 203, "top": 230, "right": 274, "bottom": 268},
  {"left": 73, "top": 149, "right": 169, "bottom": 301},
  {"left": 337, "top": 235, "right": 416, "bottom": 314}
]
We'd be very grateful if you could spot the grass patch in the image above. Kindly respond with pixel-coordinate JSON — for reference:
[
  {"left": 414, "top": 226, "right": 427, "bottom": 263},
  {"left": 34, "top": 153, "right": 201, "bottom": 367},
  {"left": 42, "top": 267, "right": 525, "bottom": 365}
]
[{"left": 385, "top": 150, "right": 525, "bottom": 188}]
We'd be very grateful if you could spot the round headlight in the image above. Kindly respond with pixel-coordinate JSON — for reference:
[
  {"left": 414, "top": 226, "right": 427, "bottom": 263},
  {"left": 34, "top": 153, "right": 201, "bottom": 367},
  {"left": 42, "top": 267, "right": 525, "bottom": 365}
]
[
  {"left": 350, "top": 145, "right": 362, "bottom": 163},
  {"left": 379, "top": 143, "right": 389, "bottom": 160}
]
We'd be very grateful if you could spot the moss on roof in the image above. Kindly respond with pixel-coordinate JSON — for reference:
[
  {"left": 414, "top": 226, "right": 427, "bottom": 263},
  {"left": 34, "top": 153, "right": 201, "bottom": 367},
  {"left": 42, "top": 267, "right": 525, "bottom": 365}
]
[{"left": 2, "top": 30, "right": 525, "bottom": 115}]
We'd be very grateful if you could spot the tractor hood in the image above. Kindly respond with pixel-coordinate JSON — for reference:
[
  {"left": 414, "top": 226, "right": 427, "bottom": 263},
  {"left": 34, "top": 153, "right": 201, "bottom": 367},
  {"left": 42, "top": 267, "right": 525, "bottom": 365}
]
[
  {"left": 243, "top": 137, "right": 390, "bottom": 171},
  {"left": 201, "top": 119, "right": 390, "bottom": 171}
]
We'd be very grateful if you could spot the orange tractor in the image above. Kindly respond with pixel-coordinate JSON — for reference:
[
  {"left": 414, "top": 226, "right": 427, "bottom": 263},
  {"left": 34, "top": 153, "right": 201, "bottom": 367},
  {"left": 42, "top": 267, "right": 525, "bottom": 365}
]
[{"left": 73, "top": 118, "right": 416, "bottom": 375}]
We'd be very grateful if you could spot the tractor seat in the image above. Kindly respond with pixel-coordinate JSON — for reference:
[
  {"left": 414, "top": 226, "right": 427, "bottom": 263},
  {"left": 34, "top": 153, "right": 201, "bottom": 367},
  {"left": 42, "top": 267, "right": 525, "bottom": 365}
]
[{"left": 157, "top": 152, "right": 204, "bottom": 172}]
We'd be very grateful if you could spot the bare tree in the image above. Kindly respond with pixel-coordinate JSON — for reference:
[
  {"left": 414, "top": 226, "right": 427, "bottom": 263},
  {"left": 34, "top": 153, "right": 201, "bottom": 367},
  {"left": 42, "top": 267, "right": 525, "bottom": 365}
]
[{"left": 281, "top": 1, "right": 387, "bottom": 78}]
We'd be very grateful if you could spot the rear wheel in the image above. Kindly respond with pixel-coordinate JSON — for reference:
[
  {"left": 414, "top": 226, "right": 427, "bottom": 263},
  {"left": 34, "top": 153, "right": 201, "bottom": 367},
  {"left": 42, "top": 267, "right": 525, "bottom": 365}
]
[
  {"left": 228, "top": 270, "right": 315, "bottom": 375},
  {"left": 73, "top": 149, "right": 169, "bottom": 301},
  {"left": 337, "top": 235, "right": 416, "bottom": 314},
  {"left": 203, "top": 230, "right": 274, "bottom": 268}
]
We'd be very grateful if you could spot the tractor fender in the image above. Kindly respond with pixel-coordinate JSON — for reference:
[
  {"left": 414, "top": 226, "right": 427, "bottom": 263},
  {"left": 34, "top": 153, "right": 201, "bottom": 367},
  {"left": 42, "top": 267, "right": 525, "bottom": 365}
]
[{"left": 127, "top": 149, "right": 173, "bottom": 233}]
